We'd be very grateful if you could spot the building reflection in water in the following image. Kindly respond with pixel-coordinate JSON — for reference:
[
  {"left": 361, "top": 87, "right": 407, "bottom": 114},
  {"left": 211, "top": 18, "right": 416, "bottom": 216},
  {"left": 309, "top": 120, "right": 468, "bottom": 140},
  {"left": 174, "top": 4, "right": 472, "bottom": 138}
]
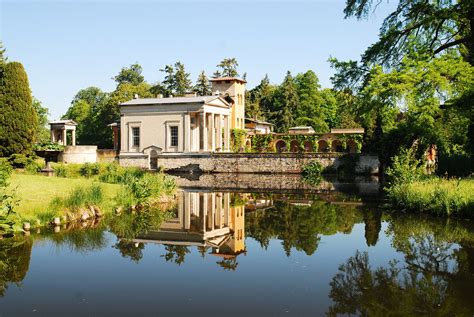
[{"left": 135, "top": 191, "right": 246, "bottom": 260}]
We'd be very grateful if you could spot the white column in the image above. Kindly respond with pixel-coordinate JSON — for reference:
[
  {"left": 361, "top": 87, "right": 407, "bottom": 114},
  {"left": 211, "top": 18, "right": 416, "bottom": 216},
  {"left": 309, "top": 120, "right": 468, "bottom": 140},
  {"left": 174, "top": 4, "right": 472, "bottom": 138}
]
[
  {"left": 209, "top": 114, "right": 215, "bottom": 151},
  {"left": 184, "top": 113, "right": 191, "bottom": 152},
  {"left": 224, "top": 193, "right": 230, "bottom": 227},
  {"left": 184, "top": 192, "right": 190, "bottom": 230},
  {"left": 201, "top": 112, "right": 207, "bottom": 152},
  {"left": 62, "top": 129, "right": 67, "bottom": 146},
  {"left": 71, "top": 130, "right": 76, "bottom": 146},
  {"left": 216, "top": 114, "right": 222, "bottom": 152},
  {"left": 224, "top": 115, "right": 230, "bottom": 152},
  {"left": 51, "top": 129, "right": 55, "bottom": 142}
]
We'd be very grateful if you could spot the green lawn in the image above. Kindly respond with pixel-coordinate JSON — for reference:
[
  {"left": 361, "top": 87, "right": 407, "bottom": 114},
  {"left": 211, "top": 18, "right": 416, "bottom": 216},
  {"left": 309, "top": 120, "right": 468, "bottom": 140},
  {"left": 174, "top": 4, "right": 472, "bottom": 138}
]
[{"left": 8, "top": 173, "right": 121, "bottom": 223}]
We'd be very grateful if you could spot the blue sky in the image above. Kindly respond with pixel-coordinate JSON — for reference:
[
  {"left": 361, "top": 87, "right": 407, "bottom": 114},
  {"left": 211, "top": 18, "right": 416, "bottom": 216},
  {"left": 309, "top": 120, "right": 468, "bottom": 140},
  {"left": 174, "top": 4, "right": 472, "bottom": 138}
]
[{"left": 1, "top": 0, "right": 395, "bottom": 120}]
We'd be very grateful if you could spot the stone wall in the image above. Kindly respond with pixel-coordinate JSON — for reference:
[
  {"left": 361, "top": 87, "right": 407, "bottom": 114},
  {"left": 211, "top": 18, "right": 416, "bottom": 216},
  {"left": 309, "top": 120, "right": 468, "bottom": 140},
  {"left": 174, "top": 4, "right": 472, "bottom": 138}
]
[
  {"left": 153, "top": 153, "right": 380, "bottom": 175},
  {"left": 119, "top": 154, "right": 149, "bottom": 169},
  {"left": 58, "top": 145, "right": 97, "bottom": 164},
  {"left": 97, "top": 149, "right": 118, "bottom": 163},
  {"left": 171, "top": 173, "right": 380, "bottom": 196}
]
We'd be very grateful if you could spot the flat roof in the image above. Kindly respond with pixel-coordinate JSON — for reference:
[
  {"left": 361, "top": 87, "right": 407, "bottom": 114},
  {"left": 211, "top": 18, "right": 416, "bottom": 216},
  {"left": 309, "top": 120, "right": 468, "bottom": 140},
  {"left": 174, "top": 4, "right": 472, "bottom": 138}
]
[
  {"left": 49, "top": 119, "right": 77, "bottom": 126},
  {"left": 120, "top": 95, "right": 227, "bottom": 106},
  {"left": 209, "top": 77, "right": 247, "bottom": 84}
]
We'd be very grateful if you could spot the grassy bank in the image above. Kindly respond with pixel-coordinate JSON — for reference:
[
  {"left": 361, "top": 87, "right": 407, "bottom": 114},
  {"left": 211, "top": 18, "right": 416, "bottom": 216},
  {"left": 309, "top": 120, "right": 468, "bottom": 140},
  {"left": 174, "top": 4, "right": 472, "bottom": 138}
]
[
  {"left": 386, "top": 178, "right": 474, "bottom": 217},
  {"left": 9, "top": 173, "right": 121, "bottom": 225}
]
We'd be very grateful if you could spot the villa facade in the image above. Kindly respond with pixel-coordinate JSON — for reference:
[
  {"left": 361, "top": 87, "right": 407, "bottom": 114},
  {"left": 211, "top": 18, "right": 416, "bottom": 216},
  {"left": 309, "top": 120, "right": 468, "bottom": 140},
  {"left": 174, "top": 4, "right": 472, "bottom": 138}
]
[{"left": 119, "top": 77, "right": 246, "bottom": 168}]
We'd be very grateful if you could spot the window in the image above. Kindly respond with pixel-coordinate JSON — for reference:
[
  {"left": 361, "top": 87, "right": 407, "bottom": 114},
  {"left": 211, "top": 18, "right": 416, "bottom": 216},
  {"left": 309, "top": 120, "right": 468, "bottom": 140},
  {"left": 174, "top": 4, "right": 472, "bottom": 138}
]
[
  {"left": 170, "top": 126, "right": 178, "bottom": 147},
  {"left": 132, "top": 127, "right": 140, "bottom": 147}
]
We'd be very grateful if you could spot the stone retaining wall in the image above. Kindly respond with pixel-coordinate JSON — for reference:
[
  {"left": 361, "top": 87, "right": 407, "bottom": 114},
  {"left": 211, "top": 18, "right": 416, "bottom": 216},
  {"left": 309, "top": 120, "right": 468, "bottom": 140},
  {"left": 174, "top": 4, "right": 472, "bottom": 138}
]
[
  {"left": 171, "top": 173, "right": 380, "bottom": 196},
  {"left": 58, "top": 145, "right": 97, "bottom": 164},
  {"left": 153, "top": 153, "right": 379, "bottom": 174}
]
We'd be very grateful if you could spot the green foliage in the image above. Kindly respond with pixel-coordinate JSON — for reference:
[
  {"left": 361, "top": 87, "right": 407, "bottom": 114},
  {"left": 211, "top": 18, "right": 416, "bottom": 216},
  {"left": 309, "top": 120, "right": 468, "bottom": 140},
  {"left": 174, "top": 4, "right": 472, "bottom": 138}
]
[
  {"left": 251, "top": 134, "right": 273, "bottom": 152},
  {"left": 302, "top": 161, "right": 323, "bottom": 186},
  {"left": 33, "top": 141, "right": 65, "bottom": 151},
  {"left": 50, "top": 184, "right": 104, "bottom": 213},
  {"left": 113, "top": 63, "right": 145, "bottom": 86},
  {"left": 230, "top": 128, "right": 247, "bottom": 152},
  {"left": 302, "top": 161, "right": 323, "bottom": 177},
  {"left": 79, "top": 163, "right": 101, "bottom": 178},
  {"left": 193, "top": 71, "right": 211, "bottom": 96},
  {"left": 159, "top": 62, "right": 192, "bottom": 97},
  {"left": 53, "top": 164, "right": 68, "bottom": 178},
  {"left": 0, "top": 61, "right": 38, "bottom": 156},
  {"left": 386, "top": 178, "right": 474, "bottom": 217},
  {"left": 31, "top": 98, "right": 50, "bottom": 144},
  {"left": 0, "top": 160, "right": 19, "bottom": 234},
  {"left": 386, "top": 148, "right": 425, "bottom": 185},
  {"left": 216, "top": 58, "right": 239, "bottom": 77}
]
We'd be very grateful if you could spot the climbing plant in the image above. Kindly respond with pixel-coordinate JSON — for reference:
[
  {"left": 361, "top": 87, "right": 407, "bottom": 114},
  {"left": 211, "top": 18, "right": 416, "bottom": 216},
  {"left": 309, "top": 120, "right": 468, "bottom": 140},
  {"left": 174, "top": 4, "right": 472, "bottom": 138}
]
[
  {"left": 251, "top": 134, "right": 273, "bottom": 152},
  {"left": 231, "top": 129, "right": 247, "bottom": 152}
]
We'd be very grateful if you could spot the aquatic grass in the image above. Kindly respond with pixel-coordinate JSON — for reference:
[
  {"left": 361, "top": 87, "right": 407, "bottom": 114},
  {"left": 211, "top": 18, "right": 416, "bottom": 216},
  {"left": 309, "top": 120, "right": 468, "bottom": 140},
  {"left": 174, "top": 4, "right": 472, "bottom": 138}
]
[
  {"left": 53, "top": 184, "right": 104, "bottom": 213},
  {"left": 386, "top": 177, "right": 474, "bottom": 217}
]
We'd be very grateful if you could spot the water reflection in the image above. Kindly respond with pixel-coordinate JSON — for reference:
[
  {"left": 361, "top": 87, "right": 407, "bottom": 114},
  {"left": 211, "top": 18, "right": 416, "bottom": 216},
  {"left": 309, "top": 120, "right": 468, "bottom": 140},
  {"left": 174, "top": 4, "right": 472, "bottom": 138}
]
[
  {"left": 1, "top": 187, "right": 474, "bottom": 315},
  {"left": 131, "top": 191, "right": 246, "bottom": 266}
]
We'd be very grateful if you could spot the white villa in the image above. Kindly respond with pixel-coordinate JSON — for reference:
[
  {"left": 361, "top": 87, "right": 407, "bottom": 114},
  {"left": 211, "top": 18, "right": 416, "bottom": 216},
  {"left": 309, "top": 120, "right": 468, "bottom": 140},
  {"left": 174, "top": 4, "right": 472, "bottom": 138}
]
[{"left": 119, "top": 77, "right": 246, "bottom": 168}]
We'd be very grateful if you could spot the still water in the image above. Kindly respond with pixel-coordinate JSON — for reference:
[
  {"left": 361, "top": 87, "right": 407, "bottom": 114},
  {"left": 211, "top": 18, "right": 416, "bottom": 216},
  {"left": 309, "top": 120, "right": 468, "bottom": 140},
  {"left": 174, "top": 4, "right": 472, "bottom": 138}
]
[{"left": 1, "top": 175, "right": 473, "bottom": 316}]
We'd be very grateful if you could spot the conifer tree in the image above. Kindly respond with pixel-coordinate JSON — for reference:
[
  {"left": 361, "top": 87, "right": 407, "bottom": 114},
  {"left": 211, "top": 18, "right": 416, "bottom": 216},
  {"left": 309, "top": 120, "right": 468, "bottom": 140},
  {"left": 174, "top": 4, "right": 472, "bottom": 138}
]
[
  {"left": 173, "top": 62, "right": 192, "bottom": 96},
  {"left": 217, "top": 58, "right": 239, "bottom": 77},
  {"left": 160, "top": 64, "right": 175, "bottom": 96},
  {"left": 273, "top": 71, "right": 299, "bottom": 133},
  {"left": 0, "top": 62, "right": 38, "bottom": 156},
  {"left": 194, "top": 71, "right": 211, "bottom": 96}
]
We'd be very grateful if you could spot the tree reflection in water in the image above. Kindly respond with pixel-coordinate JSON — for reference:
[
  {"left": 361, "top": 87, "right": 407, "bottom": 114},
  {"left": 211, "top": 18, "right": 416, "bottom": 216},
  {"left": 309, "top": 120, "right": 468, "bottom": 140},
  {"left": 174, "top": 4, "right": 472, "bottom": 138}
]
[
  {"left": 328, "top": 218, "right": 474, "bottom": 316},
  {"left": 0, "top": 237, "right": 32, "bottom": 297},
  {"left": 246, "top": 198, "right": 363, "bottom": 256},
  {"left": 161, "top": 245, "right": 190, "bottom": 265}
]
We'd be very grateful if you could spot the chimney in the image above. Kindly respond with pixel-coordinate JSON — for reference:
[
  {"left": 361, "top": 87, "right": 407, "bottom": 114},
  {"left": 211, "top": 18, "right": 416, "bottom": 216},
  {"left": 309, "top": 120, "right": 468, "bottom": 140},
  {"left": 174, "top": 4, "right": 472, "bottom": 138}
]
[
  {"left": 185, "top": 92, "right": 197, "bottom": 97},
  {"left": 156, "top": 94, "right": 163, "bottom": 98},
  {"left": 134, "top": 94, "right": 139, "bottom": 99}
]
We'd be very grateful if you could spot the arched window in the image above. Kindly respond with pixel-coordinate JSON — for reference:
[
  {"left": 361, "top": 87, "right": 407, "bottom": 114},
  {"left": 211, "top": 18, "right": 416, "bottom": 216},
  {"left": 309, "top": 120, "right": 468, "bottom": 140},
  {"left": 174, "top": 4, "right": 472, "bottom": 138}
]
[
  {"left": 290, "top": 140, "right": 300, "bottom": 152},
  {"left": 318, "top": 140, "right": 329, "bottom": 152}
]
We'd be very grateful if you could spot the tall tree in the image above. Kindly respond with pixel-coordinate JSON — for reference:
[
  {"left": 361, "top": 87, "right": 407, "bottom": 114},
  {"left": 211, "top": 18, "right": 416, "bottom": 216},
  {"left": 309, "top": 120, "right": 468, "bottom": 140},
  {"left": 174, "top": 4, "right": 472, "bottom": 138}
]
[
  {"left": 160, "top": 64, "right": 175, "bottom": 96},
  {"left": 0, "top": 62, "right": 37, "bottom": 156},
  {"left": 294, "top": 70, "right": 329, "bottom": 132},
  {"left": 32, "top": 98, "right": 50, "bottom": 144},
  {"left": 217, "top": 58, "right": 239, "bottom": 77},
  {"left": 194, "top": 71, "right": 211, "bottom": 96},
  {"left": 173, "top": 62, "right": 192, "bottom": 96},
  {"left": 246, "top": 74, "right": 275, "bottom": 120},
  {"left": 344, "top": 0, "right": 474, "bottom": 68},
  {"left": 113, "top": 63, "right": 145, "bottom": 86},
  {"left": 212, "top": 70, "right": 222, "bottom": 78},
  {"left": 62, "top": 87, "right": 108, "bottom": 146},
  {"left": 272, "top": 71, "right": 299, "bottom": 133}
]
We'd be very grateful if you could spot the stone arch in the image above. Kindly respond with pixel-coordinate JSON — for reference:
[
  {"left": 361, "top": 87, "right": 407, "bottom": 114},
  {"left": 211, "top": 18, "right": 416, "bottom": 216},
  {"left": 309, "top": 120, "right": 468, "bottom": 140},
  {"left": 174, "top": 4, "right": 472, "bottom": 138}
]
[
  {"left": 318, "top": 140, "right": 329, "bottom": 152},
  {"left": 303, "top": 140, "right": 313, "bottom": 152},
  {"left": 275, "top": 140, "right": 287, "bottom": 153},
  {"left": 332, "top": 140, "right": 343, "bottom": 152},
  {"left": 347, "top": 139, "right": 357, "bottom": 153},
  {"left": 290, "top": 140, "right": 300, "bottom": 152}
]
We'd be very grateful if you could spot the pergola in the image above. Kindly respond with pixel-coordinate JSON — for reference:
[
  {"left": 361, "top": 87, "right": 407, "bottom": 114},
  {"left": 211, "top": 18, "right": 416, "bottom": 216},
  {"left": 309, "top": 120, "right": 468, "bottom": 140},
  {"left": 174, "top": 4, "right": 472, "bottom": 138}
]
[{"left": 49, "top": 119, "right": 78, "bottom": 146}]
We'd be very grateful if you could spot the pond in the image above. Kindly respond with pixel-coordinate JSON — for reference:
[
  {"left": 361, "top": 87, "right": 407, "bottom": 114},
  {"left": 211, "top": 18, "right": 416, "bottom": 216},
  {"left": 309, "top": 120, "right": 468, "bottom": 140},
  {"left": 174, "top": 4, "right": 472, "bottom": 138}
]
[{"left": 1, "top": 174, "right": 473, "bottom": 316}]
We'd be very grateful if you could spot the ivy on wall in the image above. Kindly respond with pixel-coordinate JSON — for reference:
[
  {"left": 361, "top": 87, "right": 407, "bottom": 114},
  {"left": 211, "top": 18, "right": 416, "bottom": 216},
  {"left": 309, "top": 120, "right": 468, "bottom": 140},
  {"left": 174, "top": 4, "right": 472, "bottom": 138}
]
[
  {"left": 248, "top": 133, "right": 363, "bottom": 153},
  {"left": 231, "top": 129, "right": 247, "bottom": 152}
]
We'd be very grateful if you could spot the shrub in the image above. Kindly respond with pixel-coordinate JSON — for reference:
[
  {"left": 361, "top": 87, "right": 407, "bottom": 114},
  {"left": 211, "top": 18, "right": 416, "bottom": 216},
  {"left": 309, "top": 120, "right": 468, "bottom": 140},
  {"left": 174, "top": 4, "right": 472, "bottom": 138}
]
[
  {"left": 302, "top": 161, "right": 323, "bottom": 177},
  {"left": 79, "top": 163, "right": 101, "bottom": 178},
  {"left": 8, "top": 154, "right": 32, "bottom": 168},
  {"left": 54, "top": 164, "right": 68, "bottom": 177},
  {"left": 0, "top": 160, "right": 13, "bottom": 188},
  {"left": 386, "top": 148, "right": 425, "bottom": 185}
]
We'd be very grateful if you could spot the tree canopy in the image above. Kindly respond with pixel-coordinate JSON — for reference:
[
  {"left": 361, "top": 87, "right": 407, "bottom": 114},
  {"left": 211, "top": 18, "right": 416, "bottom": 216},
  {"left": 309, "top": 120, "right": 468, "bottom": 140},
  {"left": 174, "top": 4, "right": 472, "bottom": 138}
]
[{"left": 0, "top": 61, "right": 38, "bottom": 156}]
